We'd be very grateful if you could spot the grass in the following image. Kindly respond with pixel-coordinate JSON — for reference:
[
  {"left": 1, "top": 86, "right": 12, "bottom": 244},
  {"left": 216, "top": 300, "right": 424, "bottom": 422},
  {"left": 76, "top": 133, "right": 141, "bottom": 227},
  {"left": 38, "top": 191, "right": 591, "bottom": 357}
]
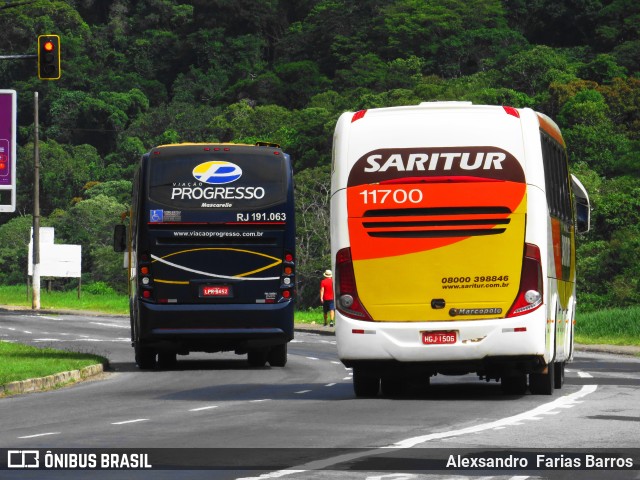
[
  {"left": 575, "top": 306, "right": 640, "bottom": 346},
  {"left": 0, "top": 284, "right": 128, "bottom": 315},
  {"left": 0, "top": 341, "right": 106, "bottom": 386},
  {"left": 295, "top": 307, "right": 329, "bottom": 324}
]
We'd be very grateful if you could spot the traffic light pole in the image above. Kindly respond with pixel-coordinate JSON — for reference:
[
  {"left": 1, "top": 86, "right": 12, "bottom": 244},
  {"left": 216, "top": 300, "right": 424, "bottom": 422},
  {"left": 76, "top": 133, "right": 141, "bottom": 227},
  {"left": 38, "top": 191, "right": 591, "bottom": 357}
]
[{"left": 32, "top": 91, "right": 40, "bottom": 310}]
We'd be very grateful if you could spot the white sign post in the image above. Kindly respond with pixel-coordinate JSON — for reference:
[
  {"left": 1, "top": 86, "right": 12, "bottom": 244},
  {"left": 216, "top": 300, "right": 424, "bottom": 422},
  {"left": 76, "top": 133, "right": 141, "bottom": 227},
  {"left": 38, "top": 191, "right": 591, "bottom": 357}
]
[{"left": 28, "top": 227, "right": 82, "bottom": 306}]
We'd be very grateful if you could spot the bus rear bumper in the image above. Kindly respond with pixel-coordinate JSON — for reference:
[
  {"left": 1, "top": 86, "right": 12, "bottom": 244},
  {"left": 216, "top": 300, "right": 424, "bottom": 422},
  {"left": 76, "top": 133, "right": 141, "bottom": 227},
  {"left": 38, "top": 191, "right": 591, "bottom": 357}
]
[
  {"left": 136, "top": 300, "right": 294, "bottom": 353},
  {"left": 336, "top": 312, "right": 548, "bottom": 375}
]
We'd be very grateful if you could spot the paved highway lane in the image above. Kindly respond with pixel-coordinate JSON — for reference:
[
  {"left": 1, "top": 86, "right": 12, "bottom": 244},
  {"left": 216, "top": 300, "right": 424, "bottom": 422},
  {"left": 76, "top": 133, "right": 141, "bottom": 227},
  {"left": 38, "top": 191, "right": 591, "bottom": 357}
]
[{"left": 1, "top": 310, "right": 639, "bottom": 479}]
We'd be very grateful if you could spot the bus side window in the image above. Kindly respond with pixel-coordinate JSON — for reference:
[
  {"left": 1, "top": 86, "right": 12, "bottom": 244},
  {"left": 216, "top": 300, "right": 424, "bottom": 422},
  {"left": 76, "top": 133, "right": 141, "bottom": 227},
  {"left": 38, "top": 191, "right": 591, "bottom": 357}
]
[{"left": 571, "top": 174, "right": 591, "bottom": 234}]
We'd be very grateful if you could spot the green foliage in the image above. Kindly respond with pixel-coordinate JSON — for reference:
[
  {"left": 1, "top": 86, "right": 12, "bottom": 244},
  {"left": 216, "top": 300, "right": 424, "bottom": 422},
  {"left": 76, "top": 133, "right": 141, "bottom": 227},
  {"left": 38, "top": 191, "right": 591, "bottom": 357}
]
[
  {"left": 0, "top": 0, "right": 638, "bottom": 311},
  {"left": 575, "top": 306, "right": 640, "bottom": 346},
  {"left": 83, "top": 180, "right": 132, "bottom": 206},
  {"left": 0, "top": 215, "right": 40, "bottom": 285},
  {"left": 83, "top": 281, "right": 117, "bottom": 296},
  {"left": 294, "top": 165, "right": 331, "bottom": 308},
  {"left": 50, "top": 195, "right": 128, "bottom": 294},
  {"left": 0, "top": 340, "right": 107, "bottom": 388}
]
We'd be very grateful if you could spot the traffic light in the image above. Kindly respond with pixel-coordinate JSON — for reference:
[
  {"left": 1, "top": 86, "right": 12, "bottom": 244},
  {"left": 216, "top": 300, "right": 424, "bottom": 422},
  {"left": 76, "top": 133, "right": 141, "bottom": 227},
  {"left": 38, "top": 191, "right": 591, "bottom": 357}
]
[{"left": 38, "top": 35, "right": 61, "bottom": 80}]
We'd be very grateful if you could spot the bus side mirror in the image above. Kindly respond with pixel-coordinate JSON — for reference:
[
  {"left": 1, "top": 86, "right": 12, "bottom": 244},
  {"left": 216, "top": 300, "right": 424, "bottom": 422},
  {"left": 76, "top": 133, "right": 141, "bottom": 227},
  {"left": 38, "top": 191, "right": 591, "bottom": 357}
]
[
  {"left": 571, "top": 174, "right": 590, "bottom": 234},
  {"left": 113, "top": 224, "right": 127, "bottom": 252}
]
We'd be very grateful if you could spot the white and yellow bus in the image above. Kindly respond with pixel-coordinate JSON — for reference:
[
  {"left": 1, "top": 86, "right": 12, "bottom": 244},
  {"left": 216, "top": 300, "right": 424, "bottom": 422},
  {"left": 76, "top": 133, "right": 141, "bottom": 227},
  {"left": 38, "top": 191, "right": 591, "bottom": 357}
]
[{"left": 330, "top": 102, "right": 590, "bottom": 397}]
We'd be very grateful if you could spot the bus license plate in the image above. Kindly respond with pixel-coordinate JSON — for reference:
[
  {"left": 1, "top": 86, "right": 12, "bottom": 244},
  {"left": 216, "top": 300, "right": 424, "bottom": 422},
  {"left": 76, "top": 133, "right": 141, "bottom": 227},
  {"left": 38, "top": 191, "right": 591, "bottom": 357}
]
[
  {"left": 201, "top": 285, "right": 232, "bottom": 298},
  {"left": 422, "top": 331, "right": 457, "bottom": 345}
]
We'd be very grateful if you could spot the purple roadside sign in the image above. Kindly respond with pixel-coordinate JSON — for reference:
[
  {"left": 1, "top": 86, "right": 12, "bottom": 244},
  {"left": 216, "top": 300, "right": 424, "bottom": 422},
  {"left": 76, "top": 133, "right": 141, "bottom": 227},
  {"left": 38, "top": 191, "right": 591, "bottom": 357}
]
[
  {"left": 0, "top": 89, "right": 16, "bottom": 212},
  {"left": 0, "top": 90, "right": 15, "bottom": 187}
]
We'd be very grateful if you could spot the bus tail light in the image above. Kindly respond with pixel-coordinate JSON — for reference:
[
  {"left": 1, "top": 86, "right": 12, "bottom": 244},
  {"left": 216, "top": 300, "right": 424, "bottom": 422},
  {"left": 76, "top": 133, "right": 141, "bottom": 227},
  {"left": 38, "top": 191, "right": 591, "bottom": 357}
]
[
  {"left": 139, "top": 253, "right": 154, "bottom": 302},
  {"left": 335, "top": 247, "right": 372, "bottom": 321},
  {"left": 281, "top": 251, "right": 295, "bottom": 301},
  {"left": 507, "top": 243, "right": 543, "bottom": 317}
]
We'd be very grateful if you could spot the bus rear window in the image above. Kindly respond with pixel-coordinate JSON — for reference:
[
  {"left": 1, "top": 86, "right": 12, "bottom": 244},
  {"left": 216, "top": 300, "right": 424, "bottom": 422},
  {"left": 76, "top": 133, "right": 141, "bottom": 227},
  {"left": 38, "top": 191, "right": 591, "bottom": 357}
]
[{"left": 147, "top": 151, "right": 287, "bottom": 210}]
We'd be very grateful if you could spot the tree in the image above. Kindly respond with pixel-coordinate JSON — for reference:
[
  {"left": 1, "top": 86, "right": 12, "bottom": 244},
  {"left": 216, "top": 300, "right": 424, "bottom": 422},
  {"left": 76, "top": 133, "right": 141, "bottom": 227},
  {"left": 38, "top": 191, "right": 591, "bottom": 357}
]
[
  {"left": 47, "top": 89, "right": 149, "bottom": 156},
  {"left": 51, "top": 195, "right": 128, "bottom": 292},
  {"left": 0, "top": 215, "right": 41, "bottom": 285},
  {"left": 294, "top": 165, "right": 331, "bottom": 308},
  {"left": 17, "top": 141, "right": 98, "bottom": 215},
  {"left": 83, "top": 180, "right": 133, "bottom": 206},
  {"left": 559, "top": 90, "right": 635, "bottom": 176},
  {"left": 501, "top": 45, "right": 576, "bottom": 97}
]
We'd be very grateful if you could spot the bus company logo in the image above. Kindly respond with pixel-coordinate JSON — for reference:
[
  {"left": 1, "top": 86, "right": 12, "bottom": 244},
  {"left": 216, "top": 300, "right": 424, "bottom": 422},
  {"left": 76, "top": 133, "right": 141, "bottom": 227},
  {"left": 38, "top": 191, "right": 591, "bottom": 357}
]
[
  {"left": 8, "top": 450, "right": 39, "bottom": 468},
  {"left": 449, "top": 307, "right": 502, "bottom": 317},
  {"left": 193, "top": 161, "right": 242, "bottom": 185},
  {"left": 348, "top": 147, "right": 525, "bottom": 187}
]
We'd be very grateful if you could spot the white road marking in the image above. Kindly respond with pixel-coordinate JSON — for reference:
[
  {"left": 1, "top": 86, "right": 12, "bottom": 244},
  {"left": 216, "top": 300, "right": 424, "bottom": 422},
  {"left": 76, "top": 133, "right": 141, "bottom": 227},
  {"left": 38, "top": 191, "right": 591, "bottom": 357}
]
[
  {"left": 32, "top": 338, "right": 130, "bottom": 343},
  {"left": 236, "top": 382, "right": 598, "bottom": 479},
  {"left": 111, "top": 419, "right": 149, "bottom": 425},
  {"left": 18, "top": 432, "right": 60, "bottom": 439},
  {"left": 90, "top": 322, "right": 129, "bottom": 329},
  {"left": 325, "top": 383, "right": 336, "bottom": 387},
  {"left": 189, "top": 406, "right": 219, "bottom": 412},
  {"left": 295, "top": 390, "right": 312, "bottom": 394},
  {"left": 25, "top": 315, "right": 61, "bottom": 321}
]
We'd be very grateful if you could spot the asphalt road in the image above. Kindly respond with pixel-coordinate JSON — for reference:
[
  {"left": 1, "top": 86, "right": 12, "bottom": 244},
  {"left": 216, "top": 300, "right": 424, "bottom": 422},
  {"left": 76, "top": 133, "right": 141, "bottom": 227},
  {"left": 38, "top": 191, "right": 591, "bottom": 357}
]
[{"left": 0, "top": 309, "right": 639, "bottom": 480}]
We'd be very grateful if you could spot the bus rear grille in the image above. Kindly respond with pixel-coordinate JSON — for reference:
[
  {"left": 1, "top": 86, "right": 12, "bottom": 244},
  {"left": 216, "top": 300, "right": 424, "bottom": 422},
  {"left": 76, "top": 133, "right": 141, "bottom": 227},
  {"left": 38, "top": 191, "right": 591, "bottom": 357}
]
[{"left": 361, "top": 206, "right": 511, "bottom": 238}]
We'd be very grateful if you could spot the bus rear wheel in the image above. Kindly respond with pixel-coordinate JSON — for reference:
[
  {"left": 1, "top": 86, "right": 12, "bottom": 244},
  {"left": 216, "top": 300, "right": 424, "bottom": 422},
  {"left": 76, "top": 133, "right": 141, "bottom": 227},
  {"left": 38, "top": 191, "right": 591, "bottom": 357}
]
[
  {"left": 554, "top": 361, "right": 565, "bottom": 389},
  {"left": 501, "top": 373, "right": 527, "bottom": 395},
  {"left": 135, "top": 343, "right": 156, "bottom": 370},
  {"left": 247, "top": 349, "right": 268, "bottom": 367},
  {"left": 157, "top": 352, "right": 178, "bottom": 370},
  {"left": 530, "top": 362, "right": 555, "bottom": 395},
  {"left": 267, "top": 344, "right": 287, "bottom": 367},
  {"left": 381, "top": 375, "right": 405, "bottom": 398},
  {"left": 353, "top": 368, "right": 380, "bottom": 398}
]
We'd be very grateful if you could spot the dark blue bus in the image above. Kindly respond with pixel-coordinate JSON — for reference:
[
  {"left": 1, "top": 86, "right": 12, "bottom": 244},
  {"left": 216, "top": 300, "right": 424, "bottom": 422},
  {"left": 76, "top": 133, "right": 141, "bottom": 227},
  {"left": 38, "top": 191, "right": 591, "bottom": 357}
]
[{"left": 115, "top": 143, "right": 295, "bottom": 369}]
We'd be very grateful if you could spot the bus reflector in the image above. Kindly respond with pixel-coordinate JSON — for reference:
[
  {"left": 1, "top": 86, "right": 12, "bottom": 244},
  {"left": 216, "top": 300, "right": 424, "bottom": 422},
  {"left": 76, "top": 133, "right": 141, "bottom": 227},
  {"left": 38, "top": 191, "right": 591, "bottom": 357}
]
[
  {"left": 351, "top": 110, "right": 367, "bottom": 123},
  {"left": 335, "top": 247, "right": 372, "bottom": 321},
  {"left": 503, "top": 106, "right": 520, "bottom": 118},
  {"left": 507, "top": 243, "right": 543, "bottom": 317}
]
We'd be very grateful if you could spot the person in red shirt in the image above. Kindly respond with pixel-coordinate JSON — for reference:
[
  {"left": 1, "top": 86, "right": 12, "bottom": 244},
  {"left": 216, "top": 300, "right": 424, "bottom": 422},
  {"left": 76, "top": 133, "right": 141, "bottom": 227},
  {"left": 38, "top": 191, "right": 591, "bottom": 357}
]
[{"left": 320, "top": 269, "right": 335, "bottom": 327}]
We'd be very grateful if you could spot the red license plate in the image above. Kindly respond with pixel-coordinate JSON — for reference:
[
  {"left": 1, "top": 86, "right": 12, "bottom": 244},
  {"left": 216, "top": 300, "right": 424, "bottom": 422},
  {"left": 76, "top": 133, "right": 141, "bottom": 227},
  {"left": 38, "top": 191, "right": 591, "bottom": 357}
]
[
  {"left": 201, "top": 285, "right": 232, "bottom": 298},
  {"left": 422, "top": 331, "right": 457, "bottom": 345}
]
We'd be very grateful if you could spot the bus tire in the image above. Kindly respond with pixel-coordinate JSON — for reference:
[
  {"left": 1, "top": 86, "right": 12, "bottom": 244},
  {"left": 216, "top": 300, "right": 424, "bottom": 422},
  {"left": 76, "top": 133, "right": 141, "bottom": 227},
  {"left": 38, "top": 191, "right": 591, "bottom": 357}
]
[
  {"left": 135, "top": 343, "right": 156, "bottom": 370},
  {"left": 381, "top": 375, "right": 405, "bottom": 398},
  {"left": 501, "top": 373, "right": 527, "bottom": 395},
  {"left": 248, "top": 349, "right": 268, "bottom": 367},
  {"left": 529, "top": 361, "right": 555, "bottom": 395},
  {"left": 353, "top": 368, "right": 380, "bottom": 398},
  {"left": 267, "top": 344, "right": 287, "bottom": 367},
  {"left": 554, "top": 361, "right": 565, "bottom": 389},
  {"left": 157, "top": 352, "right": 177, "bottom": 370}
]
